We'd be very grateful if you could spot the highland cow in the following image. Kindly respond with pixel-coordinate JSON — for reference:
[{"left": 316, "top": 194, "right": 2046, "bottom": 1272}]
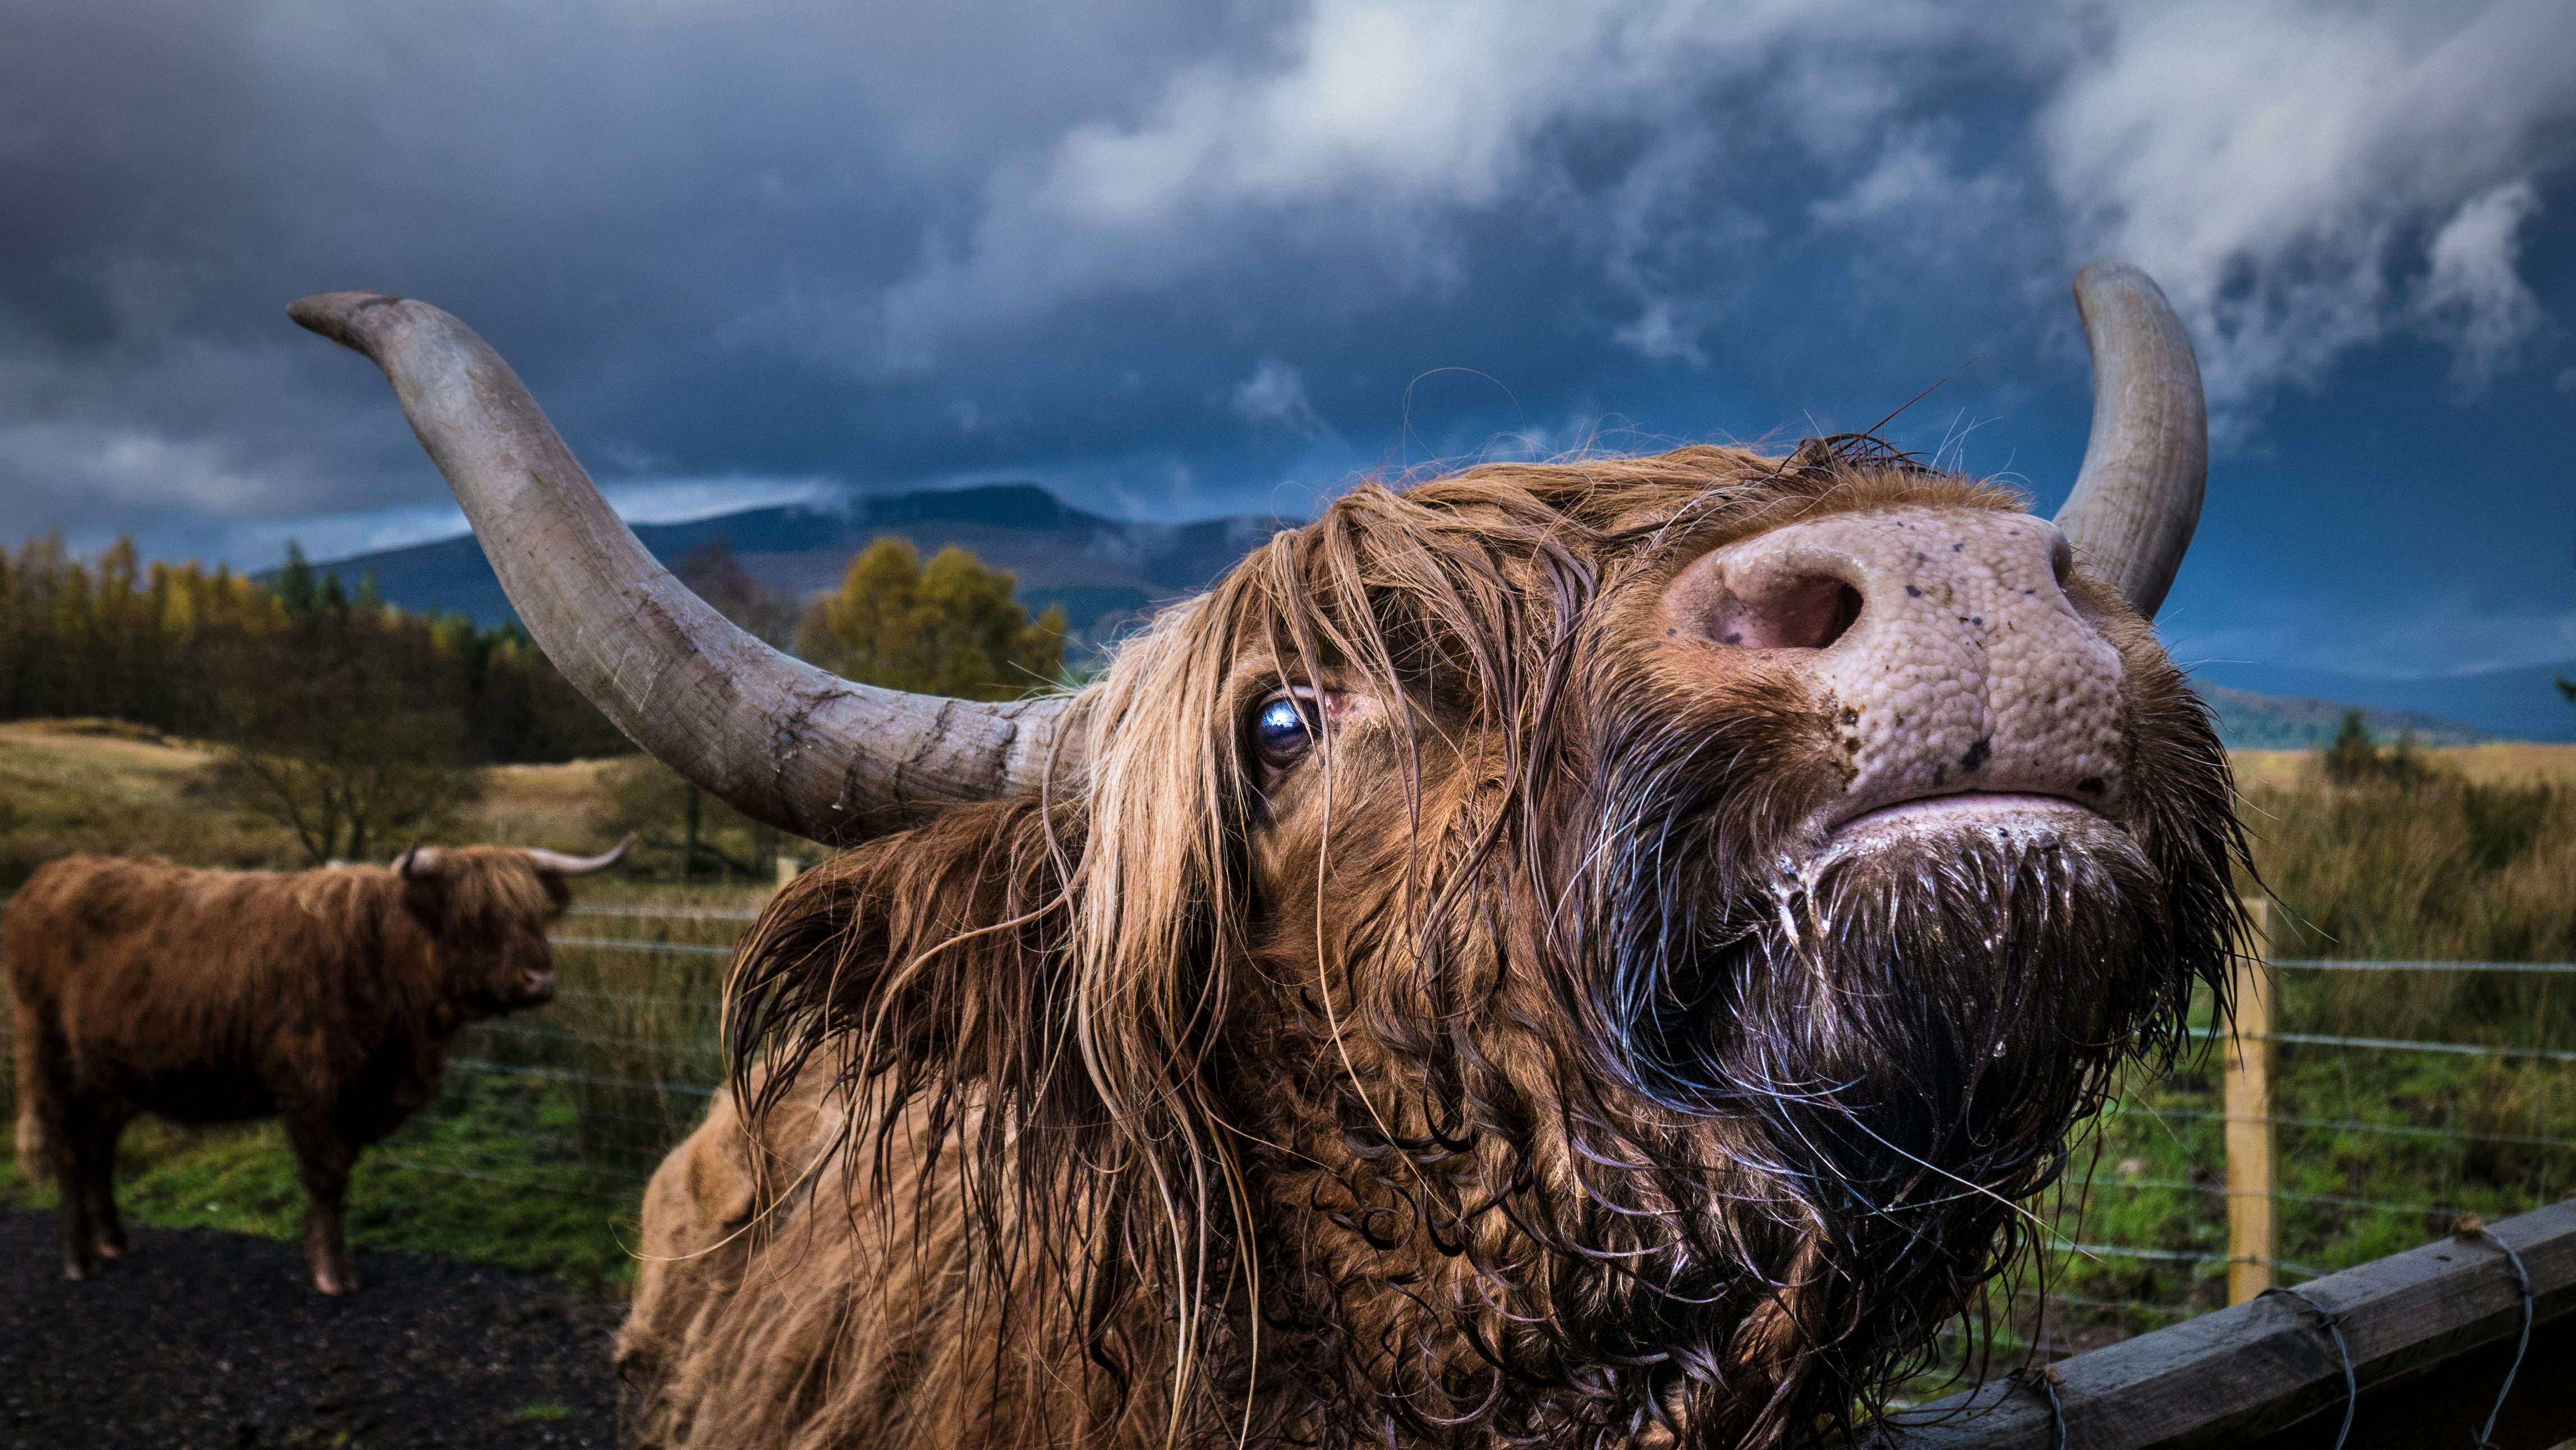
[
  {"left": 7, "top": 841, "right": 624, "bottom": 1292},
  {"left": 292, "top": 261, "right": 2247, "bottom": 1447}
]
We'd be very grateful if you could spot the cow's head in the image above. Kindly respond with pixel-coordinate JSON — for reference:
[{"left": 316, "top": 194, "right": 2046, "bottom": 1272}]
[
  {"left": 390, "top": 840, "right": 628, "bottom": 1013},
  {"left": 297, "top": 265, "right": 2243, "bottom": 1444}
]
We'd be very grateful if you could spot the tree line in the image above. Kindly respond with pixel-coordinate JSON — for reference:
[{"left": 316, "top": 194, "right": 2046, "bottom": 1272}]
[
  {"left": 0, "top": 535, "right": 626, "bottom": 764},
  {"left": 0, "top": 531, "right": 1066, "bottom": 868}
]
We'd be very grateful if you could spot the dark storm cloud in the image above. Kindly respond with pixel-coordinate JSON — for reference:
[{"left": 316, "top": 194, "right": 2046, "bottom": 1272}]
[
  {"left": 2, "top": 0, "right": 2572, "bottom": 675},
  {"left": 0, "top": 0, "right": 1237, "bottom": 538}
]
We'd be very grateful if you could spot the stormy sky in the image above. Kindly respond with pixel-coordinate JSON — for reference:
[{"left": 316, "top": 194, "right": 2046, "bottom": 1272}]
[{"left": 2, "top": 0, "right": 2571, "bottom": 680}]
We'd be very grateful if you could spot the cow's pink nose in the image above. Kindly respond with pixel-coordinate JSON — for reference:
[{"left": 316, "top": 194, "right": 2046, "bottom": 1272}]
[{"left": 1659, "top": 507, "right": 2126, "bottom": 831}]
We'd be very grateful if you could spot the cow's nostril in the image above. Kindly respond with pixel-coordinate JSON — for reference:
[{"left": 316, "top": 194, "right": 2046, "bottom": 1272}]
[
  {"left": 1706, "top": 576, "right": 1863, "bottom": 651},
  {"left": 2050, "top": 533, "right": 2074, "bottom": 586}
]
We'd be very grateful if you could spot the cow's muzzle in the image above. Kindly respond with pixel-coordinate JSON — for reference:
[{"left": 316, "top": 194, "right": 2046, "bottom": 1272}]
[{"left": 1659, "top": 507, "right": 2128, "bottom": 843}]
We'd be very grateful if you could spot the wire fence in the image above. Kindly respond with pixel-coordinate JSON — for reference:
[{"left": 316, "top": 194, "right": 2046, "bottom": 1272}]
[
  {"left": 1943, "top": 942, "right": 2576, "bottom": 1378},
  {"left": 431, "top": 915, "right": 2576, "bottom": 1361},
  {"left": 389, "top": 903, "right": 743, "bottom": 1201},
  {"left": 4, "top": 897, "right": 2572, "bottom": 1372}
]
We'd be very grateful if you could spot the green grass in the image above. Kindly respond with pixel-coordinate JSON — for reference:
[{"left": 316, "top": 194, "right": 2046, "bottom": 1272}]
[
  {"left": 2040, "top": 984, "right": 2575, "bottom": 1306},
  {"left": 1, "top": 1071, "right": 659, "bottom": 1287}
]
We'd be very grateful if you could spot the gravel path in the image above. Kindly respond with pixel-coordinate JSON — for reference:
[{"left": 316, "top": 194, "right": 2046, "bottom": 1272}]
[{"left": 1, "top": 1207, "right": 623, "bottom": 1448}]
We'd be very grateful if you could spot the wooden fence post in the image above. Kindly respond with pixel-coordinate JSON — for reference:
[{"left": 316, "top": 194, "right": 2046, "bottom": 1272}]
[{"left": 2224, "top": 896, "right": 2276, "bottom": 1305}]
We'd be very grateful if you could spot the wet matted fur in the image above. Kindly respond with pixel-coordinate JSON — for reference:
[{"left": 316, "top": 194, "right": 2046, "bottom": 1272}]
[{"left": 619, "top": 443, "right": 2248, "bottom": 1449}]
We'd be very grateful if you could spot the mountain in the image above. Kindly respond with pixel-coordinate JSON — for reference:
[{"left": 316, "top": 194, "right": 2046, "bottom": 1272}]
[
  {"left": 308, "top": 492, "right": 2575, "bottom": 744},
  {"left": 309, "top": 483, "right": 1294, "bottom": 652},
  {"left": 2194, "top": 683, "right": 2494, "bottom": 750},
  {"left": 2189, "top": 659, "right": 2576, "bottom": 744}
]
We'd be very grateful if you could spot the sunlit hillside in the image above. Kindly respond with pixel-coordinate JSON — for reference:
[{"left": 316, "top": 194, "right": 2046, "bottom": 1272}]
[{"left": 0, "top": 719, "right": 641, "bottom": 890}]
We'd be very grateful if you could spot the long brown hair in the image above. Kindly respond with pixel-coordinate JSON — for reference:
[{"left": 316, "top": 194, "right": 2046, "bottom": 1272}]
[{"left": 720, "top": 440, "right": 2246, "bottom": 1447}]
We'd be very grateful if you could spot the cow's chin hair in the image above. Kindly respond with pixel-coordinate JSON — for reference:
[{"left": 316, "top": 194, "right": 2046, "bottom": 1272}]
[{"left": 1573, "top": 809, "right": 2195, "bottom": 1438}]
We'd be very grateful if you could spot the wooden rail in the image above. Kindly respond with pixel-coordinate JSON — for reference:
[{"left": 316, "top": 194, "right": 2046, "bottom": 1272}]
[{"left": 1868, "top": 1199, "right": 2576, "bottom": 1448}]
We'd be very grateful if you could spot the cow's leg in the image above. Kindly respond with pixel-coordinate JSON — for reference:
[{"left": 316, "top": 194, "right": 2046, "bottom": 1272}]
[
  {"left": 50, "top": 1096, "right": 107, "bottom": 1282},
  {"left": 16, "top": 1015, "right": 102, "bottom": 1282},
  {"left": 77, "top": 1105, "right": 132, "bottom": 1261},
  {"left": 283, "top": 1108, "right": 360, "bottom": 1294}
]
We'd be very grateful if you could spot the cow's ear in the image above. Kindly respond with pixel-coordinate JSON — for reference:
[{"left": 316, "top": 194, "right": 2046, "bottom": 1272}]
[
  {"left": 395, "top": 870, "right": 448, "bottom": 929},
  {"left": 728, "top": 798, "right": 1078, "bottom": 1117}
]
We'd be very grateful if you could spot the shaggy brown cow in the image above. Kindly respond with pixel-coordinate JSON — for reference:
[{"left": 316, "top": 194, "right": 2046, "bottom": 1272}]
[
  {"left": 292, "top": 262, "right": 2245, "bottom": 1447},
  {"left": 7, "top": 841, "right": 624, "bottom": 1292}
]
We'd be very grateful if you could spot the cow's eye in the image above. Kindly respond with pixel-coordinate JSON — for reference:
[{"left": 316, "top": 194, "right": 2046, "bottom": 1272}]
[{"left": 1252, "top": 692, "right": 1325, "bottom": 773}]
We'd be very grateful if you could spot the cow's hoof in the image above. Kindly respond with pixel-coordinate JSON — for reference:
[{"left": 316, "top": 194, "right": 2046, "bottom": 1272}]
[
  {"left": 312, "top": 1268, "right": 358, "bottom": 1295},
  {"left": 92, "top": 1240, "right": 125, "bottom": 1260},
  {"left": 60, "top": 1261, "right": 93, "bottom": 1282}
]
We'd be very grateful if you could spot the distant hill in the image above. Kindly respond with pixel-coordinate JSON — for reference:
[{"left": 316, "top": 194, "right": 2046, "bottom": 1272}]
[
  {"left": 307, "top": 483, "right": 1294, "bottom": 654},
  {"left": 2195, "top": 683, "right": 2494, "bottom": 751},
  {"left": 307, "top": 492, "right": 2576, "bottom": 744},
  {"left": 2191, "top": 659, "right": 2576, "bottom": 744}
]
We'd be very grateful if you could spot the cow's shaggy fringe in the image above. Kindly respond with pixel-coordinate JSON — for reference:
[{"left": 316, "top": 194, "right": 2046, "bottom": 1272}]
[{"left": 636, "top": 442, "right": 2247, "bottom": 1449}]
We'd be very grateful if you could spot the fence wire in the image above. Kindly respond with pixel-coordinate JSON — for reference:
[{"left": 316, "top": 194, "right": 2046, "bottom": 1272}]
[
  {"left": 443, "top": 921, "right": 2576, "bottom": 1380},
  {"left": 4, "top": 905, "right": 2571, "bottom": 1382}
]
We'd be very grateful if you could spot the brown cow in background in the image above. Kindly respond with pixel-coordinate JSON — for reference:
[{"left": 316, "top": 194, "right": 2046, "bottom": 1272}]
[{"left": 7, "top": 839, "right": 624, "bottom": 1292}]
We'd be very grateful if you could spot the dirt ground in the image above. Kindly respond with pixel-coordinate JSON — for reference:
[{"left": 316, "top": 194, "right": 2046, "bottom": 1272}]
[{"left": 0, "top": 1208, "right": 623, "bottom": 1448}]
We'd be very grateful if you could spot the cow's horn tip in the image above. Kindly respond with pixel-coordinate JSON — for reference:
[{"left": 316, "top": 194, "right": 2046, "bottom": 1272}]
[
  {"left": 2073, "top": 259, "right": 2169, "bottom": 305},
  {"left": 288, "top": 292, "right": 407, "bottom": 353}
]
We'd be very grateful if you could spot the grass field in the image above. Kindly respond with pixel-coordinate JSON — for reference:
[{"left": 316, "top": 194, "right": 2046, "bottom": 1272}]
[
  {"left": 2229, "top": 741, "right": 2576, "bottom": 789},
  {"left": 7, "top": 720, "right": 2576, "bottom": 1318}
]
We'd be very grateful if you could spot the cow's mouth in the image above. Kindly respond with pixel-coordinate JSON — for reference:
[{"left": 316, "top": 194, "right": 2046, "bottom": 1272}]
[
  {"left": 1829, "top": 790, "right": 2101, "bottom": 838},
  {"left": 1790, "top": 790, "right": 2114, "bottom": 884}
]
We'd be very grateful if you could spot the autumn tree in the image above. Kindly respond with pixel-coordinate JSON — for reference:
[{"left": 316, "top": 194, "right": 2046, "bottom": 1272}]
[
  {"left": 0, "top": 534, "right": 289, "bottom": 727},
  {"left": 598, "top": 754, "right": 787, "bottom": 882},
  {"left": 201, "top": 613, "right": 481, "bottom": 864},
  {"left": 795, "top": 538, "right": 1066, "bottom": 699},
  {"left": 677, "top": 539, "right": 799, "bottom": 649}
]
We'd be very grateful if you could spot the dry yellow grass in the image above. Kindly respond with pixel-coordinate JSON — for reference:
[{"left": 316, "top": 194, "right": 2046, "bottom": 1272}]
[
  {"left": 0, "top": 717, "right": 225, "bottom": 789},
  {"left": 0, "top": 719, "right": 302, "bottom": 885},
  {"left": 467, "top": 758, "right": 625, "bottom": 850},
  {"left": 0, "top": 719, "right": 634, "bottom": 888},
  {"left": 2232, "top": 742, "right": 2576, "bottom": 791}
]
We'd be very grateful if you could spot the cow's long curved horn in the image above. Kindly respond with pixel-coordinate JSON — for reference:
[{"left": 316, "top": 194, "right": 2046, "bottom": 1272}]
[
  {"left": 2053, "top": 260, "right": 2207, "bottom": 620},
  {"left": 289, "top": 292, "right": 1067, "bottom": 846},
  {"left": 524, "top": 834, "right": 634, "bottom": 877}
]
